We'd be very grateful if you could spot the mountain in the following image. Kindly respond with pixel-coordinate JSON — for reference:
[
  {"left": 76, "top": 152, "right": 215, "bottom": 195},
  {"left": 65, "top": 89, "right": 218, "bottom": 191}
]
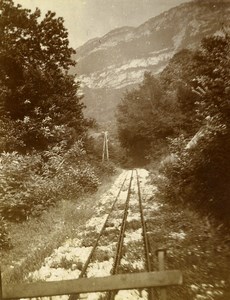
[{"left": 73, "top": 0, "right": 230, "bottom": 122}]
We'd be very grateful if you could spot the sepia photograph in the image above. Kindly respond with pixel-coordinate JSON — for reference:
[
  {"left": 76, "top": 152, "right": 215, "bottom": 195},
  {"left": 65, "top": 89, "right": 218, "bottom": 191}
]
[{"left": 0, "top": 0, "right": 230, "bottom": 299}]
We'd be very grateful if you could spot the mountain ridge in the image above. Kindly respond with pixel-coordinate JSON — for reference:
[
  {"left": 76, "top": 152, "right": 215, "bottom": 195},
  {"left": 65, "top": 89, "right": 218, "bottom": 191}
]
[{"left": 73, "top": 0, "right": 230, "bottom": 122}]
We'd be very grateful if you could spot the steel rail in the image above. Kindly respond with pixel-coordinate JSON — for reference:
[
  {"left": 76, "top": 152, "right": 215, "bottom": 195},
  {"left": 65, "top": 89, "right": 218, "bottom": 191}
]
[
  {"left": 136, "top": 169, "right": 152, "bottom": 271},
  {"left": 69, "top": 171, "right": 130, "bottom": 300},
  {"left": 107, "top": 170, "right": 133, "bottom": 300},
  {"left": 2, "top": 170, "right": 182, "bottom": 300},
  {"left": 136, "top": 169, "right": 155, "bottom": 300},
  {"left": 111, "top": 170, "right": 133, "bottom": 275}
]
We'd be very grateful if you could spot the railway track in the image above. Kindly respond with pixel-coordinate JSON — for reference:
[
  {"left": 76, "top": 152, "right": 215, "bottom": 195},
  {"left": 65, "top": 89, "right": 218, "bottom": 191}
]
[
  {"left": 2, "top": 169, "right": 183, "bottom": 300},
  {"left": 69, "top": 169, "right": 155, "bottom": 300}
]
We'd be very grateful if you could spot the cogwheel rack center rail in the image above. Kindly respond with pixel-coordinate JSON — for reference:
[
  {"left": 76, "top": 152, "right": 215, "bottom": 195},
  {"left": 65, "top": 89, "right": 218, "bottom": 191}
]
[{"left": 0, "top": 170, "right": 183, "bottom": 300}]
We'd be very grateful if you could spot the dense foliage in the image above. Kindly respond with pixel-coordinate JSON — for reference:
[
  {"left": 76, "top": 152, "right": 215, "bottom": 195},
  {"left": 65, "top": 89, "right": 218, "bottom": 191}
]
[
  {"left": 0, "top": 1, "right": 113, "bottom": 249},
  {"left": 0, "top": 0, "right": 86, "bottom": 152},
  {"left": 116, "top": 73, "right": 182, "bottom": 165},
  {"left": 0, "top": 141, "right": 100, "bottom": 221},
  {"left": 157, "top": 34, "right": 230, "bottom": 225},
  {"left": 117, "top": 32, "right": 230, "bottom": 225}
]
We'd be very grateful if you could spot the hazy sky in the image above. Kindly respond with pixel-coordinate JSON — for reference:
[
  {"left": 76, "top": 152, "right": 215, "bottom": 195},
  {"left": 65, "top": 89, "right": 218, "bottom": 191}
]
[{"left": 15, "top": 0, "right": 189, "bottom": 48}]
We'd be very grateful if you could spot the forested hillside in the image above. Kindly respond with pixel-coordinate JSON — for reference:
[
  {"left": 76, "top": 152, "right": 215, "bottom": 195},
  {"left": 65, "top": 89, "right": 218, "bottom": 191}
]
[{"left": 117, "top": 32, "right": 230, "bottom": 226}]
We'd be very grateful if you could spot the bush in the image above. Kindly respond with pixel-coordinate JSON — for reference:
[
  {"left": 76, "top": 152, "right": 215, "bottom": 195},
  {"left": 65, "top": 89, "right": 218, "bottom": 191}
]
[
  {"left": 157, "top": 117, "right": 230, "bottom": 224},
  {"left": 152, "top": 34, "right": 230, "bottom": 227},
  {"left": 0, "top": 118, "right": 26, "bottom": 153},
  {"left": 0, "top": 141, "right": 100, "bottom": 221},
  {"left": 93, "top": 160, "right": 117, "bottom": 178},
  {"left": 0, "top": 218, "right": 11, "bottom": 250}
]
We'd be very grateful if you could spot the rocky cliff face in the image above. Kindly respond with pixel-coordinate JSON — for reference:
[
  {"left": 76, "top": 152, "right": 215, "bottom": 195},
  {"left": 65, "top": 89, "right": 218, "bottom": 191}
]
[{"left": 73, "top": 0, "right": 230, "bottom": 122}]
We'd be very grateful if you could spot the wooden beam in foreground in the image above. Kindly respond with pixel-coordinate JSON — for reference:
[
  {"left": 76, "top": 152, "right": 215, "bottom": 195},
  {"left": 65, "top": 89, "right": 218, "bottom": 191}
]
[{"left": 3, "top": 270, "right": 182, "bottom": 299}]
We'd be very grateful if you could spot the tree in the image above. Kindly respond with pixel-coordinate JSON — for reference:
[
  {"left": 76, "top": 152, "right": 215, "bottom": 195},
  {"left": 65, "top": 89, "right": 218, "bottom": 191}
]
[
  {"left": 160, "top": 49, "right": 194, "bottom": 90},
  {"left": 160, "top": 49, "right": 201, "bottom": 135},
  {"left": 0, "top": 0, "right": 86, "bottom": 151},
  {"left": 116, "top": 73, "right": 180, "bottom": 164},
  {"left": 159, "top": 33, "right": 230, "bottom": 223},
  {"left": 191, "top": 34, "right": 230, "bottom": 122}
]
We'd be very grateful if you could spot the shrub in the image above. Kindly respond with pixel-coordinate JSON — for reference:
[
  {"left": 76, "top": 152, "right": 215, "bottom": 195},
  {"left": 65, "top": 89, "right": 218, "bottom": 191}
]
[
  {"left": 0, "top": 218, "right": 11, "bottom": 250},
  {"left": 93, "top": 160, "right": 116, "bottom": 178},
  {"left": 157, "top": 117, "right": 230, "bottom": 224},
  {"left": 0, "top": 118, "right": 26, "bottom": 153},
  {"left": 0, "top": 141, "right": 100, "bottom": 221},
  {"left": 153, "top": 34, "right": 230, "bottom": 226}
]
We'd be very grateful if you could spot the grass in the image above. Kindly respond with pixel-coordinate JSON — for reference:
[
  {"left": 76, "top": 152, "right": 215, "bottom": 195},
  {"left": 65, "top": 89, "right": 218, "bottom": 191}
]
[
  {"left": 146, "top": 196, "right": 230, "bottom": 300},
  {"left": 118, "top": 263, "right": 141, "bottom": 274},
  {"left": 92, "top": 248, "right": 110, "bottom": 262},
  {"left": 126, "top": 219, "right": 141, "bottom": 231},
  {"left": 0, "top": 170, "right": 121, "bottom": 286},
  {"left": 81, "top": 230, "right": 99, "bottom": 247}
]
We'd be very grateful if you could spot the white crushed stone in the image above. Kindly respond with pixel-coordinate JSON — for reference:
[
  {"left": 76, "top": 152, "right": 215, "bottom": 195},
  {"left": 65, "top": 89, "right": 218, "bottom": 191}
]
[
  {"left": 97, "top": 244, "right": 115, "bottom": 254},
  {"left": 120, "top": 257, "right": 145, "bottom": 270},
  {"left": 118, "top": 190, "right": 128, "bottom": 201},
  {"left": 82, "top": 292, "right": 106, "bottom": 300},
  {"left": 85, "top": 215, "right": 108, "bottom": 232},
  {"left": 136, "top": 169, "right": 149, "bottom": 188},
  {"left": 191, "top": 281, "right": 225, "bottom": 300},
  {"left": 23, "top": 169, "right": 156, "bottom": 300},
  {"left": 97, "top": 194, "right": 113, "bottom": 207},
  {"left": 142, "top": 185, "right": 157, "bottom": 198},
  {"left": 50, "top": 246, "right": 93, "bottom": 265},
  {"left": 124, "top": 228, "right": 143, "bottom": 243},
  {"left": 87, "top": 258, "right": 114, "bottom": 277},
  {"left": 135, "top": 169, "right": 160, "bottom": 214},
  {"left": 144, "top": 202, "right": 161, "bottom": 211},
  {"left": 30, "top": 266, "right": 81, "bottom": 282},
  {"left": 63, "top": 238, "right": 82, "bottom": 248},
  {"left": 129, "top": 197, "right": 139, "bottom": 206},
  {"left": 96, "top": 169, "right": 128, "bottom": 207},
  {"left": 115, "top": 289, "right": 148, "bottom": 300},
  {"left": 127, "top": 212, "right": 140, "bottom": 222},
  {"left": 106, "top": 218, "right": 121, "bottom": 229},
  {"left": 137, "top": 168, "right": 149, "bottom": 178},
  {"left": 169, "top": 230, "right": 186, "bottom": 240},
  {"left": 27, "top": 246, "right": 93, "bottom": 282},
  {"left": 28, "top": 296, "right": 69, "bottom": 300}
]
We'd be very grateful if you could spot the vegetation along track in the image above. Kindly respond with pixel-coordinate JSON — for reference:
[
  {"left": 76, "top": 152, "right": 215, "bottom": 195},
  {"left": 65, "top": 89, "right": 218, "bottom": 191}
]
[{"left": 24, "top": 169, "right": 158, "bottom": 300}]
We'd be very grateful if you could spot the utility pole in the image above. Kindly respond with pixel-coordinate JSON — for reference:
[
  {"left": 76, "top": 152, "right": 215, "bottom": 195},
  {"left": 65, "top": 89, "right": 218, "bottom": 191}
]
[
  {"left": 102, "top": 131, "right": 109, "bottom": 162},
  {"left": 105, "top": 131, "right": 109, "bottom": 161},
  {"left": 102, "top": 131, "right": 105, "bottom": 162}
]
